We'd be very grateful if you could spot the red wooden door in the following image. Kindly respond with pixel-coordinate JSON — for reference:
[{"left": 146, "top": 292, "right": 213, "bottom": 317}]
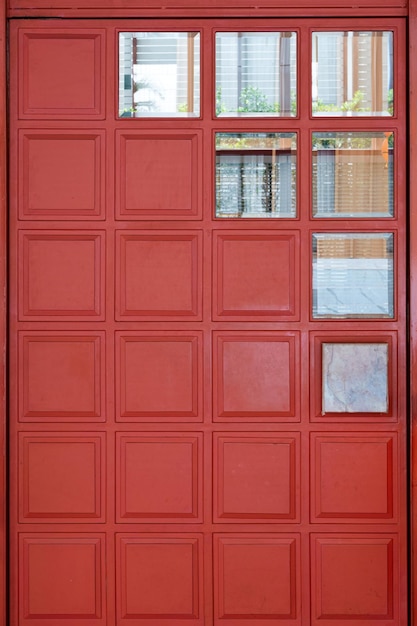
[{"left": 8, "top": 16, "right": 408, "bottom": 625}]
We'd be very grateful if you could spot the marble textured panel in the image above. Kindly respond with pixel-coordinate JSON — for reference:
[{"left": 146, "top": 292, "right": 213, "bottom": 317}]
[{"left": 322, "top": 343, "right": 388, "bottom": 413}]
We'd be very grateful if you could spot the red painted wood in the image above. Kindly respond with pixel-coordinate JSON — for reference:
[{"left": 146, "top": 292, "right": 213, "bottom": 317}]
[
  {"left": 19, "top": 433, "right": 106, "bottom": 522},
  {"left": 116, "top": 534, "right": 204, "bottom": 624},
  {"left": 116, "top": 131, "right": 202, "bottom": 219},
  {"left": 7, "top": 15, "right": 409, "bottom": 625},
  {"left": 6, "top": 0, "right": 410, "bottom": 8},
  {"left": 409, "top": 1, "right": 417, "bottom": 623},
  {"left": 213, "top": 433, "right": 300, "bottom": 522},
  {"left": 0, "top": 1, "right": 6, "bottom": 624},
  {"left": 18, "top": 130, "right": 106, "bottom": 220},
  {"left": 116, "top": 434, "right": 203, "bottom": 522},
  {"left": 311, "top": 535, "right": 397, "bottom": 623},
  {"left": 6, "top": 0, "right": 409, "bottom": 19},
  {"left": 213, "top": 232, "right": 299, "bottom": 320},
  {"left": 19, "top": 534, "right": 106, "bottom": 623},
  {"left": 214, "top": 534, "right": 301, "bottom": 624}
]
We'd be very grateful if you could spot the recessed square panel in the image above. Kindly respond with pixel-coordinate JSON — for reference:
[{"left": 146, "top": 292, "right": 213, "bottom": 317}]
[
  {"left": 323, "top": 343, "right": 388, "bottom": 413},
  {"left": 116, "top": 131, "right": 201, "bottom": 219},
  {"left": 19, "top": 231, "right": 104, "bottom": 319},
  {"left": 311, "top": 535, "right": 395, "bottom": 621},
  {"left": 19, "top": 332, "right": 104, "bottom": 422},
  {"left": 19, "top": 434, "right": 105, "bottom": 523},
  {"left": 19, "top": 131, "right": 104, "bottom": 219},
  {"left": 117, "top": 434, "right": 202, "bottom": 522},
  {"left": 20, "top": 535, "right": 105, "bottom": 621},
  {"left": 214, "top": 232, "right": 299, "bottom": 320},
  {"left": 214, "top": 333, "right": 298, "bottom": 421},
  {"left": 311, "top": 434, "right": 396, "bottom": 522},
  {"left": 117, "top": 535, "right": 202, "bottom": 622},
  {"left": 117, "top": 333, "right": 201, "bottom": 421},
  {"left": 19, "top": 30, "right": 104, "bottom": 118},
  {"left": 117, "top": 231, "right": 202, "bottom": 319},
  {"left": 214, "top": 434, "right": 299, "bottom": 522},
  {"left": 214, "top": 535, "right": 300, "bottom": 622}
]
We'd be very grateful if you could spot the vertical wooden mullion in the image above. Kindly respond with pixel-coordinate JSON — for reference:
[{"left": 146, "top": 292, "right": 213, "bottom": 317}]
[
  {"left": 371, "top": 32, "right": 383, "bottom": 116},
  {"left": 187, "top": 32, "right": 194, "bottom": 114}
]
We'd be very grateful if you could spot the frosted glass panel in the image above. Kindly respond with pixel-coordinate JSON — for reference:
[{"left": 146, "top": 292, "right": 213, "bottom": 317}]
[
  {"left": 312, "top": 132, "right": 394, "bottom": 217},
  {"left": 216, "top": 133, "right": 297, "bottom": 218},
  {"left": 312, "top": 233, "right": 394, "bottom": 318},
  {"left": 119, "top": 32, "right": 200, "bottom": 117},
  {"left": 312, "top": 31, "right": 393, "bottom": 117},
  {"left": 216, "top": 32, "right": 297, "bottom": 117},
  {"left": 322, "top": 343, "right": 388, "bottom": 413}
]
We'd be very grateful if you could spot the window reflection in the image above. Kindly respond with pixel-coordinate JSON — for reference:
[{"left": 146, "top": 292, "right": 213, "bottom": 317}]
[
  {"left": 216, "top": 32, "right": 297, "bottom": 117},
  {"left": 216, "top": 133, "right": 297, "bottom": 218},
  {"left": 312, "top": 31, "right": 393, "bottom": 116},
  {"left": 118, "top": 32, "right": 200, "bottom": 117},
  {"left": 312, "top": 233, "right": 394, "bottom": 318},
  {"left": 312, "top": 132, "right": 394, "bottom": 217}
]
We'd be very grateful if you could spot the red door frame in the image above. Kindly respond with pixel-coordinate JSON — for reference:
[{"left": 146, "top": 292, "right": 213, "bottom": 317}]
[
  {"left": 0, "top": 2, "right": 7, "bottom": 624},
  {"left": 409, "top": 1, "right": 417, "bottom": 622},
  {"left": 0, "top": 1, "right": 416, "bottom": 624}
]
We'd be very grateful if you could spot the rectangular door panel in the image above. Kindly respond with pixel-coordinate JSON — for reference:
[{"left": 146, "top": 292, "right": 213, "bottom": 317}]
[{"left": 8, "top": 17, "right": 408, "bottom": 626}]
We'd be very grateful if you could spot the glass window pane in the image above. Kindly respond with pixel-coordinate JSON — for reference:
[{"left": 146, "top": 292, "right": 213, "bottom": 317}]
[
  {"left": 312, "top": 31, "right": 393, "bottom": 117},
  {"left": 216, "top": 133, "right": 297, "bottom": 218},
  {"left": 118, "top": 32, "right": 200, "bottom": 117},
  {"left": 216, "top": 32, "right": 297, "bottom": 117},
  {"left": 322, "top": 343, "right": 388, "bottom": 413},
  {"left": 312, "top": 132, "right": 394, "bottom": 217},
  {"left": 312, "top": 233, "right": 394, "bottom": 318}
]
